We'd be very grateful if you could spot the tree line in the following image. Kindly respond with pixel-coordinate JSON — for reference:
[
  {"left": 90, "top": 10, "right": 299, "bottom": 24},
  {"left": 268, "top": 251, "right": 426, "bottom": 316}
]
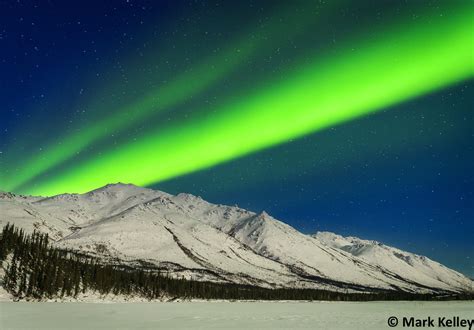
[{"left": 0, "top": 223, "right": 471, "bottom": 301}]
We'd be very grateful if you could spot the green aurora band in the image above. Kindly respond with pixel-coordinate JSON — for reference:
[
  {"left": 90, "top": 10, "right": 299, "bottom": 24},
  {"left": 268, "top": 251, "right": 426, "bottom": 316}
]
[
  {"left": 3, "top": 2, "right": 337, "bottom": 193},
  {"left": 15, "top": 7, "right": 474, "bottom": 196}
]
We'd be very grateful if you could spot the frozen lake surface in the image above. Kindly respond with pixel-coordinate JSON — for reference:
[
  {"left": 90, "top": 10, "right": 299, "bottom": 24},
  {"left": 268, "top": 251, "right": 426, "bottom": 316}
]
[{"left": 1, "top": 301, "right": 473, "bottom": 329}]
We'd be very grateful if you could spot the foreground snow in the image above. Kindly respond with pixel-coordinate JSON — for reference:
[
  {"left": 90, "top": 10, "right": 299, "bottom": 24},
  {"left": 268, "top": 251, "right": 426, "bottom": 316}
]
[
  {"left": 1, "top": 301, "right": 473, "bottom": 330},
  {"left": 1, "top": 183, "right": 472, "bottom": 293}
]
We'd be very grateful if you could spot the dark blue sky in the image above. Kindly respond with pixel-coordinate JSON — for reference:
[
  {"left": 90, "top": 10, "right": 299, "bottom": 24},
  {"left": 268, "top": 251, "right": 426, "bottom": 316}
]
[{"left": 0, "top": 0, "right": 472, "bottom": 277}]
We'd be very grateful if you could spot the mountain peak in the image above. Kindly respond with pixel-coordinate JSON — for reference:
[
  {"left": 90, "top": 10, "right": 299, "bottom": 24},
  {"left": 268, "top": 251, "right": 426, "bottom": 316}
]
[
  {"left": 258, "top": 211, "right": 270, "bottom": 218},
  {"left": 177, "top": 192, "right": 204, "bottom": 201},
  {"left": 94, "top": 182, "right": 140, "bottom": 191},
  {"left": 85, "top": 182, "right": 153, "bottom": 197}
]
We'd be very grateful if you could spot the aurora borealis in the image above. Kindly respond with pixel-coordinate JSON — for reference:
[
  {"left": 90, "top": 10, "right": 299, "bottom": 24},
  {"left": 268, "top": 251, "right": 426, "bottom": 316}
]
[
  {"left": 1, "top": 1, "right": 473, "bottom": 276},
  {"left": 2, "top": 1, "right": 333, "bottom": 193}
]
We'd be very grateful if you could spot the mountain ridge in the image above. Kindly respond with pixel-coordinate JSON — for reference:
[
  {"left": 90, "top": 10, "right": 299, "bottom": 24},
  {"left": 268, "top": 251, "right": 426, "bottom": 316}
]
[{"left": 0, "top": 183, "right": 472, "bottom": 294}]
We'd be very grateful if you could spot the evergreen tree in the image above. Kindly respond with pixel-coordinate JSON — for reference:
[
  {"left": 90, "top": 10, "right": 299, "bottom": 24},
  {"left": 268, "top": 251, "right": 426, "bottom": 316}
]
[{"left": 4, "top": 254, "right": 18, "bottom": 294}]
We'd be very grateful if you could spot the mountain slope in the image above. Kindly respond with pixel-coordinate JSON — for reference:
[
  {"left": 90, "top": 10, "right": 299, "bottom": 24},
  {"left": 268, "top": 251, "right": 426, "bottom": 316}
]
[
  {"left": 314, "top": 232, "right": 472, "bottom": 292},
  {"left": 0, "top": 184, "right": 472, "bottom": 294}
]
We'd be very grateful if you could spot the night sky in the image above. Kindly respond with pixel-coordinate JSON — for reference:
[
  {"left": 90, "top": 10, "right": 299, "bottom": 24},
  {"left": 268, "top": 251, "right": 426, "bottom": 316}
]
[{"left": 0, "top": 1, "right": 472, "bottom": 276}]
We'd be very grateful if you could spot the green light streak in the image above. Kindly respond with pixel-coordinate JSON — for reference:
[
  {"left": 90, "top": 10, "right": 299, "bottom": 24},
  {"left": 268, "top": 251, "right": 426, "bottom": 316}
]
[
  {"left": 4, "top": 2, "right": 334, "bottom": 192},
  {"left": 3, "top": 42, "right": 248, "bottom": 192},
  {"left": 20, "top": 7, "right": 474, "bottom": 196}
]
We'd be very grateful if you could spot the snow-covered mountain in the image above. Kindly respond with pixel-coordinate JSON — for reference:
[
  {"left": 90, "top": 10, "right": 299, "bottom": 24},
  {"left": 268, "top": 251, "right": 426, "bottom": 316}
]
[
  {"left": 313, "top": 232, "right": 472, "bottom": 293},
  {"left": 0, "top": 183, "right": 472, "bottom": 294}
]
